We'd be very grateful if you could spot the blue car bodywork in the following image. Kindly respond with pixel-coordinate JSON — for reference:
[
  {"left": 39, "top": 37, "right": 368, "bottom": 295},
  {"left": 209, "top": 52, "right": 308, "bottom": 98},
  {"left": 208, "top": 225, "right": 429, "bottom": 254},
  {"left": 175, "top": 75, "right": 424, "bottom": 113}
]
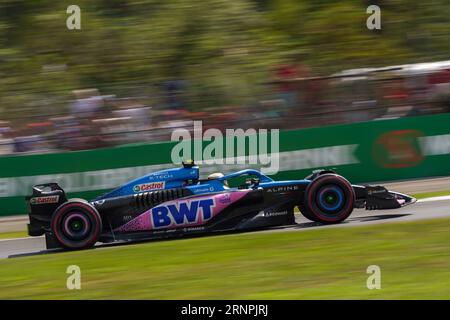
[{"left": 95, "top": 166, "right": 309, "bottom": 199}]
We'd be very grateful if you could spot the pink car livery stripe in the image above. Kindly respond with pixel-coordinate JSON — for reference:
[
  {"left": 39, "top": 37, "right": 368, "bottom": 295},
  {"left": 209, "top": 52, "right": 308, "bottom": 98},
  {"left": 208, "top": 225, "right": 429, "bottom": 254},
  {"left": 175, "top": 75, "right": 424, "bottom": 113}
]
[{"left": 114, "top": 190, "right": 250, "bottom": 232}]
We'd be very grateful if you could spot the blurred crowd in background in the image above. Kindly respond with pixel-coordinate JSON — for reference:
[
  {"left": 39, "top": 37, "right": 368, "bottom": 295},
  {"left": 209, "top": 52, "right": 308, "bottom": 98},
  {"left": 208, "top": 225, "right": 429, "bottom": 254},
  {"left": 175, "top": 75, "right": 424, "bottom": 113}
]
[{"left": 0, "top": 0, "right": 449, "bottom": 155}]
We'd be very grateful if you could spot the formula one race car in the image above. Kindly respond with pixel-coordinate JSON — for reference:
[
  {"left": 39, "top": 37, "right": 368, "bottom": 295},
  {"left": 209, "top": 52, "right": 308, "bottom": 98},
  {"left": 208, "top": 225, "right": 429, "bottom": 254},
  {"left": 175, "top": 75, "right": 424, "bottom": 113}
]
[{"left": 26, "top": 161, "right": 416, "bottom": 250}]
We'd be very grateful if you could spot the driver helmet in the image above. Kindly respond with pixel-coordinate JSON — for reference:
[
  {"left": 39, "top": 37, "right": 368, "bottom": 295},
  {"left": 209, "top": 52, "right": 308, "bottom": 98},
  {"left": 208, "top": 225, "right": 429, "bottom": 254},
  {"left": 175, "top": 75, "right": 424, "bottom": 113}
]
[{"left": 207, "top": 172, "right": 229, "bottom": 187}]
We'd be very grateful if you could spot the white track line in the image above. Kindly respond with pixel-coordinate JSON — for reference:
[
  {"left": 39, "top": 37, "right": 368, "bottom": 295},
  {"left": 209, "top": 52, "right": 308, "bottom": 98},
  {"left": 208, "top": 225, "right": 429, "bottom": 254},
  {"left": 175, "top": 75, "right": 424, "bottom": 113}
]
[
  {"left": 417, "top": 195, "right": 450, "bottom": 203},
  {"left": 0, "top": 236, "right": 41, "bottom": 242}
]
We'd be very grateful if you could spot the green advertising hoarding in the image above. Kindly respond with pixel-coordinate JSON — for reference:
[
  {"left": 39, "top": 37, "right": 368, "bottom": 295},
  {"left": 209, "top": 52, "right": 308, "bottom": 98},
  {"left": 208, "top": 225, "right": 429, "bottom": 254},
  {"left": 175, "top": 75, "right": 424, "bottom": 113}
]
[{"left": 1, "top": 113, "right": 449, "bottom": 216}]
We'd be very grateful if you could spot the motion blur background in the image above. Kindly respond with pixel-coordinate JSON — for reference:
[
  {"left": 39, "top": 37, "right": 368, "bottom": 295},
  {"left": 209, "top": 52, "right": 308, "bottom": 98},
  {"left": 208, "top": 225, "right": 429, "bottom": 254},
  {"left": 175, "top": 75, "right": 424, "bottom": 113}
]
[
  {"left": 3, "top": 1, "right": 450, "bottom": 300},
  {"left": 0, "top": 0, "right": 449, "bottom": 153}
]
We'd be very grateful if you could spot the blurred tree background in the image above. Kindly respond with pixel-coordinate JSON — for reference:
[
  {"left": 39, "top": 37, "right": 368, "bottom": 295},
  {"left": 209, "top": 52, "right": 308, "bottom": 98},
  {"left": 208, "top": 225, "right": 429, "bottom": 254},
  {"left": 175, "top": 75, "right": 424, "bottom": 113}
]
[{"left": 0, "top": 0, "right": 449, "bottom": 122}]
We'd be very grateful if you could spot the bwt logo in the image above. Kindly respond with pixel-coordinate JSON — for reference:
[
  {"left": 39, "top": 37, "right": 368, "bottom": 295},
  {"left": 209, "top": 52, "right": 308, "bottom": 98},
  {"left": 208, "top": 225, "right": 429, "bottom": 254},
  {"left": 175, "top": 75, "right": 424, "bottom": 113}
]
[{"left": 151, "top": 199, "right": 216, "bottom": 228}]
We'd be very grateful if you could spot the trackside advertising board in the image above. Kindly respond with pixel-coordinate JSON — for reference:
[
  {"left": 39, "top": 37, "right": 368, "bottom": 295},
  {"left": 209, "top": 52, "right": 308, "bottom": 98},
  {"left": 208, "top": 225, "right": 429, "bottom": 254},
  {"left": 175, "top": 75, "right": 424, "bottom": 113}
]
[{"left": 1, "top": 113, "right": 450, "bottom": 216}]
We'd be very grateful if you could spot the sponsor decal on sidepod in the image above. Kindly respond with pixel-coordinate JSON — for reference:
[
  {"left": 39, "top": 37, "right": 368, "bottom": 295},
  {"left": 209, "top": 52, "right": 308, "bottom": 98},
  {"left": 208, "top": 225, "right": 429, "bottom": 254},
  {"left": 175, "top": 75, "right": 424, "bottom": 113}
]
[
  {"left": 115, "top": 191, "right": 250, "bottom": 232},
  {"left": 133, "top": 181, "right": 165, "bottom": 193}
]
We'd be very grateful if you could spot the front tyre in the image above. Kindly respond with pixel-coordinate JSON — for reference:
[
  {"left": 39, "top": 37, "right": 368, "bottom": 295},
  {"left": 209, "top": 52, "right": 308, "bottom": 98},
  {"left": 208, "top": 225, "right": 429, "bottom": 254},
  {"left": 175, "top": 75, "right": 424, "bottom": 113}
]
[
  {"left": 301, "top": 174, "right": 355, "bottom": 224},
  {"left": 51, "top": 200, "right": 102, "bottom": 249}
]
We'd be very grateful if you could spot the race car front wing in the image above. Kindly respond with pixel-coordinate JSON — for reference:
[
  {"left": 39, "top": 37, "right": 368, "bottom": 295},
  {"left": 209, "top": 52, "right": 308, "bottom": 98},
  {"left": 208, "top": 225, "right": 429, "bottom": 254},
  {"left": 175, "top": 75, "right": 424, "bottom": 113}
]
[{"left": 353, "top": 185, "right": 416, "bottom": 210}]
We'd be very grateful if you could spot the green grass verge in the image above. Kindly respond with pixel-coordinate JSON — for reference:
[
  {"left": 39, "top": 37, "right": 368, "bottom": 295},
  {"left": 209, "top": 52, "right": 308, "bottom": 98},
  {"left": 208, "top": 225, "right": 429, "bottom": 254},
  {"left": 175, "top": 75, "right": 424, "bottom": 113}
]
[
  {"left": 0, "top": 231, "right": 27, "bottom": 240},
  {"left": 412, "top": 190, "right": 450, "bottom": 199},
  {"left": 1, "top": 218, "right": 450, "bottom": 299}
]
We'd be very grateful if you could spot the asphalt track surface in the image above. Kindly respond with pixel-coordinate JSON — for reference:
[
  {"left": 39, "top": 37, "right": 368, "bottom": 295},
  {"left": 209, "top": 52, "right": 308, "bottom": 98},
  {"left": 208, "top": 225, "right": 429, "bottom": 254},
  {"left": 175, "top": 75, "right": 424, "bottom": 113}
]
[{"left": 1, "top": 196, "right": 450, "bottom": 259}]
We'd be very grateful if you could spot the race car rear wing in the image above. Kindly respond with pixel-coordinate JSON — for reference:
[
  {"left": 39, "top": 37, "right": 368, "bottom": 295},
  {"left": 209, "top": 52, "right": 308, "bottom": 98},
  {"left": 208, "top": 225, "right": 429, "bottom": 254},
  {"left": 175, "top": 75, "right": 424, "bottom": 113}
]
[
  {"left": 353, "top": 185, "right": 416, "bottom": 210},
  {"left": 26, "top": 183, "right": 67, "bottom": 236}
]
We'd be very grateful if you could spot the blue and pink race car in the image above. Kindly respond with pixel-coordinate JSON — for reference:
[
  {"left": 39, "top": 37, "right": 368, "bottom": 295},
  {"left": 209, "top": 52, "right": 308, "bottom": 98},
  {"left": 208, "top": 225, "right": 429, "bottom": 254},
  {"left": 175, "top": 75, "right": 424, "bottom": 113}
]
[{"left": 26, "top": 161, "right": 415, "bottom": 250}]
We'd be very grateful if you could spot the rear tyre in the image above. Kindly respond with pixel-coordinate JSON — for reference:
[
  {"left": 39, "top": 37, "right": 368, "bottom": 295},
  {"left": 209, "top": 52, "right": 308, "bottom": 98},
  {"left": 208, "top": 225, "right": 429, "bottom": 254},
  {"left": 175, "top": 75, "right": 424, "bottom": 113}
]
[
  {"left": 51, "top": 200, "right": 102, "bottom": 249},
  {"left": 301, "top": 174, "right": 355, "bottom": 224}
]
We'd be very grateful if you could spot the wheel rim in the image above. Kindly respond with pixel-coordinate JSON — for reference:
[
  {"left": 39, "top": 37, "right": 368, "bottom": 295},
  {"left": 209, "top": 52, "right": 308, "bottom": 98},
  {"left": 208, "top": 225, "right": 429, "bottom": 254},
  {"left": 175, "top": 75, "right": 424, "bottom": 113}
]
[
  {"left": 316, "top": 185, "right": 344, "bottom": 212},
  {"left": 62, "top": 212, "right": 91, "bottom": 240}
]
